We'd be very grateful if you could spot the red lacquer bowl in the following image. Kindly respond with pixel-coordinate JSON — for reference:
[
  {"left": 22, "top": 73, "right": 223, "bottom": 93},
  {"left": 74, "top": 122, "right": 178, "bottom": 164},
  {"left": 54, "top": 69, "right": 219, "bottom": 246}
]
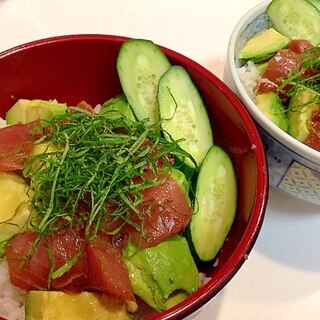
[{"left": 0, "top": 34, "right": 268, "bottom": 320}]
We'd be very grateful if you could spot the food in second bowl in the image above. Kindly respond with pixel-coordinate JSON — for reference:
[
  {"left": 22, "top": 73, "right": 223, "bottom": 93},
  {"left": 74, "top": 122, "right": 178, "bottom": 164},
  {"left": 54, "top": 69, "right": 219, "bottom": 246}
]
[{"left": 237, "top": 0, "right": 320, "bottom": 152}]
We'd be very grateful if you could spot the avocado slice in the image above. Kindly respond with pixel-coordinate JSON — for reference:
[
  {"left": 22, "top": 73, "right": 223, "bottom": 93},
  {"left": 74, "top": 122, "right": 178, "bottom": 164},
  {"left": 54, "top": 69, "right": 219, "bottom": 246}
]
[
  {"left": 124, "top": 235, "right": 199, "bottom": 312},
  {"left": 256, "top": 61, "right": 269, "bottom": 75},
  {"left": 100, "top": 94, "right": 136, "bottom": 121},
  {"left": 0, "top": 172, "right": 31, "bottom": 246},
  {"left": 238, "top": 28, "right": 290, "bottom": 63},
  {"left": 6, "top": 99, "right": 67, "bottom": 125},
  {"left": 28, "top": 142, "right": 59, "bottom": 174},
  {"left": 25, "top": 291, "right": 131, "bottom": 320},
  {"left": 288, "top": 89, "right": 320, "bottom": 142},
  {"left": 255, "top": 92, "right": 289, "bottom": 132},
  {"left": 169, "top": 167, "right": 190, "bottom": 197}
]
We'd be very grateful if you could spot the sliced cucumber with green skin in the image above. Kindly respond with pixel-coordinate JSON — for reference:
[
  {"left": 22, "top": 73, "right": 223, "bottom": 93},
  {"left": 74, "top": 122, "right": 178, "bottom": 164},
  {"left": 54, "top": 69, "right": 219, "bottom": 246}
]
[
  {"left": 267, "top": 0, "right": 320, "bottom": 46},
  {"left": 158, "top": 66, "right": 213, "bottom": 167},
  {"left": 238, "top": 28, "right": 290, "bottom": 63},
  {"left": 307, "top": 0, "right": 320, "bottom": 11},
  {"left": 117, "top": 39, "right": 171, "bottom": 126},
  {"left": 189, "top": 145, "right": 237, "bottom": 262}
]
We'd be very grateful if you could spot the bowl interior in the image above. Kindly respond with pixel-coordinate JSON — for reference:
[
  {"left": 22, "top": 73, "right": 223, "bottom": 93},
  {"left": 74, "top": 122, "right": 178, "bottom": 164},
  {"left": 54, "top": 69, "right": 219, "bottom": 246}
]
[{"left": 0, "top": 35, "right": 268, "bottom": 319}]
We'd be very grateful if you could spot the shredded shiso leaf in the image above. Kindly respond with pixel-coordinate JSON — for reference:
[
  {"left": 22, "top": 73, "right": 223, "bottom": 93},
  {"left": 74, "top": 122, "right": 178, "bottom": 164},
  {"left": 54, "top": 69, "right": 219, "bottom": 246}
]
[
  {"left": 23, "top": 108, "right": 193, "bottom": 240},
  {"left": 279, "top": 46, "right": 320, "bottom": 100}
]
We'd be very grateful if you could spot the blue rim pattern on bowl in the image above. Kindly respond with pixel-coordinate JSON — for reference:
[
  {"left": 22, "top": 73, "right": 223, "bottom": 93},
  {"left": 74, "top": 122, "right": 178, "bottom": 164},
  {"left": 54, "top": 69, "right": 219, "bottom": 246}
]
[{"left": 258, "top": 125, "right": 320, "bottom": 204}]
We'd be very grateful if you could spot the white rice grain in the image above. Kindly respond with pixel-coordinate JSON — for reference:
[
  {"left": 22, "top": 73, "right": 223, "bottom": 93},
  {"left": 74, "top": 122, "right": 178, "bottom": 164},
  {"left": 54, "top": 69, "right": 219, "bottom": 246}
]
[
  {"left": 236, "top": 60, "right": 260, "bottom": 100},
  {"left": 0, "top": 118, "right": 7, "bottom": 128},
  {"left": 0, "top": 261, "right": 25, "bottom": 320}
]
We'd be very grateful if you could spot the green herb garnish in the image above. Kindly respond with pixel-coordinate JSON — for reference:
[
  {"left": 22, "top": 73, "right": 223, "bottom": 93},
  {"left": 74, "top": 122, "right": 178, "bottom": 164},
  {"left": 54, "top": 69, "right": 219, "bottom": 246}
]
[
  {"left": 23, "top": 108, "right": 193, "bottom": 240},
  {"left": 278, "top": 46, "right": 320, "bottom": 99}
]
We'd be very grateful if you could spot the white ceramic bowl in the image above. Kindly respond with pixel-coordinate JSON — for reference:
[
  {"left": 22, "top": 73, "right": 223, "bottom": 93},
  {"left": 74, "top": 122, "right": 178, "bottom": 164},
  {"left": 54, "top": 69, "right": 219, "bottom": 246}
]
[{"left": 224, "top": 0, "right": 320, "bottom": 205}]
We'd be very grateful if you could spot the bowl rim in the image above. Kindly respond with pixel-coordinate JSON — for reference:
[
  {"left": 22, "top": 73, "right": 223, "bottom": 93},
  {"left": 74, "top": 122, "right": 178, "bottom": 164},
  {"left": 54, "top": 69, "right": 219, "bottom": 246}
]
[
  {"left": 226, "top": 0, "right": 320, "bottom": 166},
  {"left": 0, "top": 33, "right": 269, "bottom": 319}
]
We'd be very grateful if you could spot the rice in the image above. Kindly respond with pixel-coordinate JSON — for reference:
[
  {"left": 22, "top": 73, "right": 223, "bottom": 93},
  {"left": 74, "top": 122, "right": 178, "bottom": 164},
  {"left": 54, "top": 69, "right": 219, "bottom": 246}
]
[
  {"left": 199, "top": 272, "right": 211, "bottom": 287},
  {"left": 0, "top": 261, "right": 25, "bottom": 320},
  {"left": 0, "top": 117, "right": 7, "bottom": 128},
  {"left": 236, "top": 60, "right": 261, "bottom": 100}
]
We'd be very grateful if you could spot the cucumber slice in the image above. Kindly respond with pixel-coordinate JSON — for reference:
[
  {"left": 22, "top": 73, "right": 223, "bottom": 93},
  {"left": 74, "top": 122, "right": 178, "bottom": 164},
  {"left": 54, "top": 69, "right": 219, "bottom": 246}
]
[
  {"left": 158, "top": 66, "right": 213, "bottom": 167},
  {"left": 308, "top": 0, "right": 320, "bottom": 11},
  {"left": 189, "top": 145, "right": 237, "bottom": 262},
  {"left": 116, "top": 39, "right": 171, "bottom": 126},
  {"left": 267, "top": 0, "right": 320, "bottom": 46}
]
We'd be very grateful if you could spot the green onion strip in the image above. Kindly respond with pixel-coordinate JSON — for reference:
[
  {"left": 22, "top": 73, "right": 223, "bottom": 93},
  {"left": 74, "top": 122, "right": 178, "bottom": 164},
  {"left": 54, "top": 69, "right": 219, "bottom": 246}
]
[
  {"left": 279, "top": 46, "right": 320, "bottom": 100},
  {"left": 38, "top": 135, "right": 70, "bottom": 231},
  {"left": 23, "top": 109, "right": 192, "bottom": 240}
]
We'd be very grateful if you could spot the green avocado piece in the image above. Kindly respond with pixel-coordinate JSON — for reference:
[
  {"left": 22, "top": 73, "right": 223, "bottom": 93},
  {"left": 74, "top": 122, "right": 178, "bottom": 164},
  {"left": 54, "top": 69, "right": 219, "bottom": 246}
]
[
  {"left": 100, "top": 94, "right": 136, "bottom": 121},
  {"left": 6, "top": 99, "right": 67, "bottom": 125},
  {"left": 169, "top": 168, "right": 190, "bottom": 197},
  {"left": 256, "top": 61, "right": 269, "bottom": 75},
  {"left": 124, "top": 235, "right": 199, "bottom": 312},
  {"left": 0, "top": 172, "right": 31, "bottom": 245},
  {"left": 25, "top": 291, "right": 132, "bottom": 320},
  {"left": 238, "top": 28, "right": 290, "bottom": 63},
  {"left": 288, "top": 89, "right": 320, "bottom": 142},
  {"left": 165, "top": 291, "right": 189, "bottom": 310},
  {"left": 255, "top": 92, "right": 289, "bottom": 132}
]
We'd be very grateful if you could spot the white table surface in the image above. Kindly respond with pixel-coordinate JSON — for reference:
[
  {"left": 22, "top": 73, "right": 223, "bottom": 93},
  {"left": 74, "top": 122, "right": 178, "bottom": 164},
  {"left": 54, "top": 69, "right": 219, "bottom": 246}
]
[{"left": 0, "top": 0, "right": 319, "bottom": 319}]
